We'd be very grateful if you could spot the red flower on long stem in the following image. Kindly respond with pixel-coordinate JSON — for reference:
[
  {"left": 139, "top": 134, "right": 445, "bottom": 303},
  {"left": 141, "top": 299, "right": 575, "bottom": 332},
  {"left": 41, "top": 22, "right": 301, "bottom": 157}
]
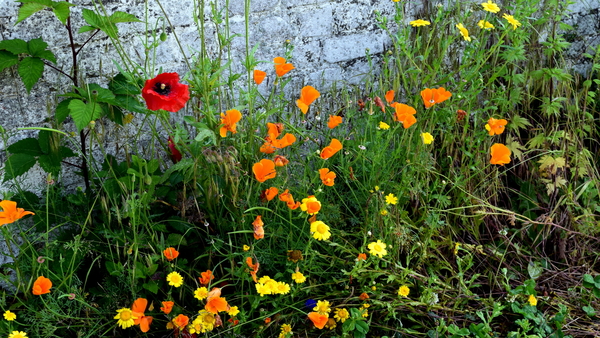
[{"left": 142, "top": 73, "right": 190, "bottom": 112}]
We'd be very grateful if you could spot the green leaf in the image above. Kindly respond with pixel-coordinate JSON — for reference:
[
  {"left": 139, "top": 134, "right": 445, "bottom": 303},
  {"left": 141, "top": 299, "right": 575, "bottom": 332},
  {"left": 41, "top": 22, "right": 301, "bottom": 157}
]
[
  {"left": 50, "top": 1, "right": 75, "bottom": 25},
  {"left": 3, "top": 153, "right": 37, "bottom": 182},
  {"left": 68, "top": 99, "right": 102, "bottom": 132},
  {"left": 55, "top": 98, "right": 74, "bottom": 124},
  {"left": 83, "top": 83, "right": 116, "bottom": 104},
  {"left": 142, "top": 281, "right": 159, "bottom": 294},
  {"left": 7, "top": 138, "right": 42, "bottom": 156},
  {"left": 109, "top": 11, "right": 141, "bottom": 23},
  {"left": 582, "top": 305, "right": 596, "bottom": 317},
  {"left": 0, "top": 51, "right": 19, "bottom": 71},
  {"left": 78, "top": 26, "right": 97, "bottom": 34},
  {"left": 81, "top": 8, "right": 102, "bottom": 28},
  {"left": 16, "top": 2, "right": 48, "bottom": 24},
  {"left": 105, "top": 261, "right": 123, "bottom": 276},
  {"left": 58, "top": 146, "right": 76, "bottom": 158},
  {"left": 18, "top": 57, "right": 44, "bottom": 93},
  {"left": 355, "top": 320, "right": 369, "bottom": 333},
  {"left": 27, "top": 38, "right": 56, "bottom": 63},
  {"left": 38, "top": 154, "right": 61, "bottom": 175},
  {"left": 0, "top": 39, "right": 28, "bottom": 54},
  {"left": 108, "top": 73, "right": 141, "bottom": 95},
  {"left": 81, "top": 8, "right": 118, "bottom": 39}
]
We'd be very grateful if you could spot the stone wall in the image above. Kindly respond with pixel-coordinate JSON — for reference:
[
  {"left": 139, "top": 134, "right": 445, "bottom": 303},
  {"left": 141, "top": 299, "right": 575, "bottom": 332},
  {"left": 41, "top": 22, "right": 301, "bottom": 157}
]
[{"left": 0, "top": 0, "right": 599, "bottom": 193}]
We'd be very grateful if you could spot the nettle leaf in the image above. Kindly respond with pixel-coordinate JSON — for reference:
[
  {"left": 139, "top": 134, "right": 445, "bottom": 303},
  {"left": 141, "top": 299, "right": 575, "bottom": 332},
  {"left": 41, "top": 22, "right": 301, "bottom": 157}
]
[
  {"left": 55, "top": 98, "right": 74, "bottom": 124},
  {"left": 16, "top": 1, "right": 48, "bottom": 24},
  {"left": 7, "top": 138, "right": 43, "bottom": 156},
  {"left": 27, "top": 38, "right": 56, "bottom": 63},
  {"left": 81, "top": 8, "right": 118, "bottom": 39},
  {"left": 38, "top": 154, "right": 61, "bottom": 176},
  {"left": 78, "top": 26, "right": 96, "bottom": 34},
  {"left": 0, "top": 51, "right": 19, "bottom": 72},
  {"left": 18, "top": 56, "right": 44, "bottom": 93},
  {"left": 50, "top": 1, "right": 75, "bottom": 25},
  {"left": 109, "top": 11, "right": 141, "bottom": 24},
  {"left": 3, "top": 153, "right": 37, "bottom": 182},
  {"left": 0, "top": 39, "right": 29, "bottom": 54},
  {"left": 68, "top": 99, "right": 103, "bottom": 132}
]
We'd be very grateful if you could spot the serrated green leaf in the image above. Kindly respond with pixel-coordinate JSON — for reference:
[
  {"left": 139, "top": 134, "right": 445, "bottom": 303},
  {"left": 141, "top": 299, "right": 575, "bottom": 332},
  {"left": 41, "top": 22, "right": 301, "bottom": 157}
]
[
  {"left": 0, "top": 39, "right": 29, "bottom": 54},
  {"left": 81, "top": 8, "right": 102, "bottom": 28},
  {"left": 18, "top": 57, "right": 44, "bottom": 93},
  {"left": 78, "top": 26, "right": 97, "bottom": 34},
  {"left": 3, "top": 153, "right": 37, "bottom": 181},
  {"left": 55, "top": 98, "right": 74, "bottom": 124},
  {"left": 83, "top": 83, "right": 116, "bottom": 104},
  {"left": 27, "top": 38, "right": 56, "bottom": 63},
  {"left": 7, "top": 138, "right": 43, "bottom": 156},
  {"left": 68, "top": 99, "right": 102, "bottom": 132},
  {"left": 109, "top": 11, "right": 141, "bottom": 23},
  {"left": 16, "top": 2, "right": 48, "bottom": 24},
  {"left": 59, "top": 146, "right": 76, "bottom": 158},
  {"left": 50, "top": 1, "right": 75, "bottom": 25},
  {"left": 0, "top": 51, "right": 19, "bottom": 71},
  {"left": 81, "top": 8, "right": 118, "bottom": 39},
  {"left": 113, "top": 95, "right": 144, "bottom": 113},
  {"left": 38, "top": 154, "right": 61, "bottom": 175},
  {"left": 108, "top": 73, "right": 141, "bottom": 95}
]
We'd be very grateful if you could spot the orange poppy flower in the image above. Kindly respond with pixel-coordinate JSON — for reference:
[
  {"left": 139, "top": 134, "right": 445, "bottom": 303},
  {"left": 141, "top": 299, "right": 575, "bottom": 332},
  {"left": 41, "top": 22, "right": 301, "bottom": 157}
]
[
  {"left": 172, "top": 314, "right": 189, "bottom": 329},
  {"left": 318, "top": 168, "right": 336, "bottom": 186},
  {"left": 160, "top": 301, "right": 174, "bottom": 314},
  {"left": 274, "top": 57, "right": 295, "bottom": 77},
  {"left": 253, "top": 159, "right": 277, "bottom": 183},
  {"left": 266, "top": 122, "right": 284, "bottom": 138},
  {"left": 261, "top": 187, "right": 279, "bottom": 201},
  {"left": 357, "top": 253, "right": 367, "bottom": 261},
  {"left": 374, "top": 96, "right": 386, "bottom": 112},
  {"left": 490, "top": 143, "right": 511, "bottom": 165},
  {"left": 246, "top": 256, "right": 260, "bottom": 282},
  {"left": 253, "top": 215, "right": 264, "bottom": 240},
  {"left": 132, "top": 298, "right": 153, "bottom": 333},
  {"left": 273, "top": 155, "right": 289, "bottom": 167},
  {"left": 253, "top": 69, "right": 266, "bottom": 85},
  {"left": 264, "top": 317, "right": 272, "bottom": 324},
  {"left": 296, "top": 86, "right": 321, "bottom": 114},
  {"left": 307, "top": 312, "right": 328, "bottom": 329},
  {"left": 485, "top": 117, "right": 508, "bottom": 136},
  {"left": 205, "top": 296, "right": 229, "bottom": 314},
  {"left": 163, "top": 247, "right": 179, "bottom": 261},
  {"left": 320, "top": 138, "right": 343, "bottom": 159},
  {"left": 0, "top": 200, "right": 35, "bottom": 226},
  {"left": 420, "top": 87, "right": 452, "bottom": 109},
  {"left": 270, "top": 133, "right": 296, "bottom": 149},
  {"left": 279, "top": 189, "right": 301, "bottom": 210},
  {"left": 359, "top": 292, "right": 370, "bottom": 300},
  {"left": 300, "top": 195, "right": 321, "bottom": 215},
  {"left": 259, "top": 142, "right": 276, "bottom": 154},
  {"left": 219, "top": 109, "right": 242, "bottom": 137},
  {"left": 392, "top": 103, "right": 417, "bottom": 129},
  {"left": 32, "top": 276, "right": 52, "bottom": 295},
  {"left": 385, "top": 90, "right": 395, "bottom": 104},
  {"left": 327, "top": 115, "right": 343, "bottom": 129},
  {"left": 199, "top": 270, "right": 214, "bottom": 285}
]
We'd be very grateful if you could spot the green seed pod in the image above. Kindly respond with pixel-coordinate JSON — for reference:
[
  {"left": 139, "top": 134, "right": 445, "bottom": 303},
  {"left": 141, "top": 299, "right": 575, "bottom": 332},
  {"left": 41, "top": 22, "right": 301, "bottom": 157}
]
[{"left": 160, "top": 32, "right": 167, "bottom": 41}]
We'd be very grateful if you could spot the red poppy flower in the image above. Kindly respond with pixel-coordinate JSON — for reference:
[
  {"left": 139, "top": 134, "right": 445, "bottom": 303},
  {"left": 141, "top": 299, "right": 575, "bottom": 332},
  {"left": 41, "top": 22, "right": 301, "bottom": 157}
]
[
  {"left": 167, "top": 137, "right": 182, "bottom": 164},
  {"left": 142, "top": 73, "right": 190, "bottom": 112}
]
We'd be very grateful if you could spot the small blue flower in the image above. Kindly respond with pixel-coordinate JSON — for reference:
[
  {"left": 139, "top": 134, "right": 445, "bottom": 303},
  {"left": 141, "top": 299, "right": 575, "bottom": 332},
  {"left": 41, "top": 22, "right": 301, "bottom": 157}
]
[{"left": 305, "top": 299, "right": 317, "bottom": 309}]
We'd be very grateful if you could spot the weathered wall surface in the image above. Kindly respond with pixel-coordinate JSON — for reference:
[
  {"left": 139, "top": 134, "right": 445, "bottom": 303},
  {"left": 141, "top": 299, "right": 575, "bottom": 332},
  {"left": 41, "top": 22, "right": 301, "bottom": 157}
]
[{"left": 0, "top": 0, "right": 599, "bottom": 194}]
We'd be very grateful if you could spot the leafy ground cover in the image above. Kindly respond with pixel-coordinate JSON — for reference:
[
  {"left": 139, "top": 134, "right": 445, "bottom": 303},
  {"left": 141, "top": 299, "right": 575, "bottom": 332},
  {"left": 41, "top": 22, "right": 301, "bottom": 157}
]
[{"left": 1, "top": 0, "right": 600, "bottom": 337}]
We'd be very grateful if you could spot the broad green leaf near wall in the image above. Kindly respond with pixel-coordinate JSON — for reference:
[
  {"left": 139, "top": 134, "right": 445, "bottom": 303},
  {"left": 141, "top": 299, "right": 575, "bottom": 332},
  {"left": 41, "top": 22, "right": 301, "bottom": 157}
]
[
  {"left": 16, "top": 0, "right": 75, "bottom": 25},
  {"left": 0, "top": 38, "right": 56, "bottom": 93},
  {"left": 3, "top": 153, "right": 37, "bottom": 182},
  {"left": 80, "top": 9, "right": 141, "bottom": 39},
  {"left": 68, "top": 99, "right": 103, "bottom": 132}
]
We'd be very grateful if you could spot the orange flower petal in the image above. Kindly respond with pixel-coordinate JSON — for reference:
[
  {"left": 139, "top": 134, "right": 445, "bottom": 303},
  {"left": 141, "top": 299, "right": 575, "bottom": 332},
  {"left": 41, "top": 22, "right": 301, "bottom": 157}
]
[
  {"left": 327, "top": 115, "right": 343, "bottom": 129},
  {"left": 253, "top": 69, "right": 266, "bottom": 85},
  {"left": 490, "top": 143, "right": 511, "bottom": 165},
  {"left": 385, "top": 90, "right": 395, "bottom": 104},
  {"left": 252, "top": 159, "right": 277, "bottom": 182},
  {"left": 307, "top": 312, "right": 328, "bottom": 329}
]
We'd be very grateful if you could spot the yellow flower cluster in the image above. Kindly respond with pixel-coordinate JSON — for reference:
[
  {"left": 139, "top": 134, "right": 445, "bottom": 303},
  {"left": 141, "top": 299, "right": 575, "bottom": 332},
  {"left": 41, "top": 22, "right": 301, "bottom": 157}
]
[
  {"left": 255, "top": 276, "right": 291, "bottom": 296},
  {"left": 188, "top": 310, "right": 216, "bottom": 334}
]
